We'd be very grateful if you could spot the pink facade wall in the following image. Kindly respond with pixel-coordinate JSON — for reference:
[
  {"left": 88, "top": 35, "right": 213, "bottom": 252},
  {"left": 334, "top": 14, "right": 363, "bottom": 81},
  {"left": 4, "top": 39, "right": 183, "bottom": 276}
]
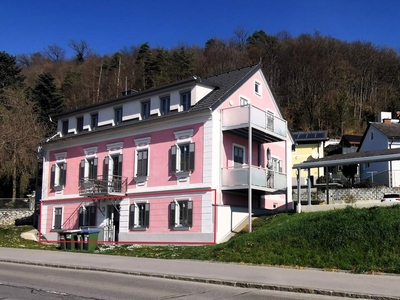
[
  {"left": 217, "top": 71, "right": 280, "bottom": 117},
  {"left": 128, "top": 195, "right": 202, "bottom": 234},
  {"left": 47, "top": 123, "right": 204, "bottom": 198}
]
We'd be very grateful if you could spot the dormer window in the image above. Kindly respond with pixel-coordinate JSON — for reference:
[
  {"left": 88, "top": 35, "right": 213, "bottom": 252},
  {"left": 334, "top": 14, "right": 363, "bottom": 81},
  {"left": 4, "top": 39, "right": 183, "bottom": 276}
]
[
  {"left": 141, "top": 101, "right": 151, "bottom": 120},
  {"left": 180, "top": 92, "right": 191, "bottom": 112},
  {"left": 114, "top": 107, "right": 123, "bottom": 125},
  {"left": 91, "top": 113, "right": 98, "bottom": 130},
  {"left": 76, "top": 116, "right": 83, "bottom": 133},
  {"left": 62, "top": 120, "right": 69, "bottom": 136},
  {"left": 160, "top": 96, "right": 170, "bottom": 116}
]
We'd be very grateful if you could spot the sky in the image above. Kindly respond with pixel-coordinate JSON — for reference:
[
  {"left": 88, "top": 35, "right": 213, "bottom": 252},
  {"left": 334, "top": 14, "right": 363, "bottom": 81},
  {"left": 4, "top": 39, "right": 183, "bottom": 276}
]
[{"left": 1, "top": 0, "right": 400, "bottom": 58}]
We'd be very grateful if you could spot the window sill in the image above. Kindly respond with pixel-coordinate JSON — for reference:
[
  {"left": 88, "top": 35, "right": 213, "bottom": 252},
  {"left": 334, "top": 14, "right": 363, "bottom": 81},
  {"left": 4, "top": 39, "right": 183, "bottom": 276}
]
[
  {"left": 53, "top": 185, "right": 64, "bottom": 192},
  {"left": 173, "top": 171, "right": 191, "bottom": 177},
  {"left": 172, "top": 226, "right": 190, "bottom": 231},
  {"left": 130, "top": 227, "right": 147, "bottom": 231}
]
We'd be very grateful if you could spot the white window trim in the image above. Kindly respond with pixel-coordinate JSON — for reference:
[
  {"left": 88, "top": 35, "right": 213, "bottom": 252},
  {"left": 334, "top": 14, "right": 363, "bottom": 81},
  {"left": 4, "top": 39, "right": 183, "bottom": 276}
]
[
  {"left": 173, "top": 198, "right": 192, "bottom": 229},
  {"left": 134, "top": 137, "right": 151, "bottom": 181},
  {"left": 53, "top": 152, "right": 67, "bottom": 190},
  {"left": 131, "top": 200, "right": 149, "bottom": 229},
  {"left": 254, "top": 80, "right": 262, "bottom": 97},
  {"left": 232, "top": 143, "right": 246, "bottom": 167},
  {"left": 239, "top": 95, "right": 250, "bottom": 106},
  {"left": 52, "top": 206, "right": 63, "bottom": 230}
]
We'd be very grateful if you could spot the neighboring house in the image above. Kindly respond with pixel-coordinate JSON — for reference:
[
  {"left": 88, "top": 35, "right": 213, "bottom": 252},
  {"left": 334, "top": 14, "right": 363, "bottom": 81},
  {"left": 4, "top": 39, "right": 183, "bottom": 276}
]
[
  {"left": 325, "top": 134, "right": 362, "bottom": 182},
  {"left": 358, "top": 119, "right": 400, "bottom": 187},
  {"left": 38, "top": 64, "right": 292, "bottom": 245},
  {"left": 291, "top": 131, "right": 329, "bottom": 186}
]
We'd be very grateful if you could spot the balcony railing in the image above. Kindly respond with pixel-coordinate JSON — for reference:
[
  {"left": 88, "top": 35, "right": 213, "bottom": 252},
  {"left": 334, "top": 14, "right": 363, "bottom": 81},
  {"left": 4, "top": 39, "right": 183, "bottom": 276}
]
[
  {"left": 79, "top": 175, "right": 127, "bottom": 196},
  {"left": 221, "top": 166, "right": 287, "bottom": 190},
  {"left": 221, "top": 105, "right": 287, "bottom": 138}
]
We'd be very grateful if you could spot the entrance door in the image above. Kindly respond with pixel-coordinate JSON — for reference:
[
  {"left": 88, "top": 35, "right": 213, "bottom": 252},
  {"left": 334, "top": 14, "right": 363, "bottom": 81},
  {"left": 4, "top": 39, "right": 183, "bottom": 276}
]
[{"left": 107, "top": 204, "right": 120, "bottom": 242}]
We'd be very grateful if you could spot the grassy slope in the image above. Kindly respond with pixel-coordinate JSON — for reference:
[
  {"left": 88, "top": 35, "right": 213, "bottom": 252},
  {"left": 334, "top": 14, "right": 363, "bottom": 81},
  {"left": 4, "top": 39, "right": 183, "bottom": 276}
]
[{"left": 1, "top": 206, "right": 400, "bottom": 273}]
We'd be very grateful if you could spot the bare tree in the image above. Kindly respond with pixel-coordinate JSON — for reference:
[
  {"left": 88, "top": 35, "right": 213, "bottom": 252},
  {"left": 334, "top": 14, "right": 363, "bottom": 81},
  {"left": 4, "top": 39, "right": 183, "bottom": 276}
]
[
  {"left": 0, "top": 88, "right": 45, "bottom": 199},
  {"left": 69, "top": 40, "right": 91, "bottom": 63},
  {"left": 42, "top": 44, "right": 66, "bottom": 61}
]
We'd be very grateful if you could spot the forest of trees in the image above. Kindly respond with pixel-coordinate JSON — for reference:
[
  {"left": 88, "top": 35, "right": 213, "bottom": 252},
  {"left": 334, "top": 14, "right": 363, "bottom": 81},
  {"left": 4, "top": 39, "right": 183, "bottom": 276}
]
[{"left": 1, "top": 28, "right": 400, "bottom": 198}]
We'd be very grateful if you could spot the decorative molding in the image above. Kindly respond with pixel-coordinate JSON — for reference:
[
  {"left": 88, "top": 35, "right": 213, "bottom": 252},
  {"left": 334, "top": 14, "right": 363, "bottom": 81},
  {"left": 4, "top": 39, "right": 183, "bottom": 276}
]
[
  {"left": 174, "top": 129, "right": 193, "bottom": 140},
  {"left": 84, "top": 146, "right": 98, "bottom": 157},
  {"left": 107, "top": 142, "right": 123, "bottom": 153},
  {"left": 134, "top": 137, "right": 151, "bottom": 147},
  {"left": 54, "top": 152, "right": 67, "bottom": 161}
]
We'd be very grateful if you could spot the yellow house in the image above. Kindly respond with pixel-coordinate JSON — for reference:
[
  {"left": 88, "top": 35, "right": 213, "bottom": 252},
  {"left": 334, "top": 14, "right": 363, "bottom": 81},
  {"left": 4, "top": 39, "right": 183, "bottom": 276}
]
[{"left": 292, "top": 131, "right": 329, "bottom": 186}]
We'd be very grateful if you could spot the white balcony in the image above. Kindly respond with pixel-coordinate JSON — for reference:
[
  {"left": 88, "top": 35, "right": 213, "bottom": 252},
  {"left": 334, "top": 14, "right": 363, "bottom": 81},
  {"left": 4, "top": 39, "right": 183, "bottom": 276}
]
[
  {"left": 221, "top": 166, "right": 287, "bottom": 191},
  {"left": 221, "top": 105, "right": 287, "bottom": 142}
]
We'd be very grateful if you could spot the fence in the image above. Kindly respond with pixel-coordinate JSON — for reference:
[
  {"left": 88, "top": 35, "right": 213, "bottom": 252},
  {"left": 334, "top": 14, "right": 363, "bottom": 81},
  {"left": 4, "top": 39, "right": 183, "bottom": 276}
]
[{"left": 0, "top": 198, "right": 33, "bottom": 210}]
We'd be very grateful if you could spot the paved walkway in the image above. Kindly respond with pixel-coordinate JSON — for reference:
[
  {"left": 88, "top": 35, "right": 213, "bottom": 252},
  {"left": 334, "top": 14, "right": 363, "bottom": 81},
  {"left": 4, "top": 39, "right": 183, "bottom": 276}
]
[{"left": 0, "top": 247, "right": 399, "bottom": 300}]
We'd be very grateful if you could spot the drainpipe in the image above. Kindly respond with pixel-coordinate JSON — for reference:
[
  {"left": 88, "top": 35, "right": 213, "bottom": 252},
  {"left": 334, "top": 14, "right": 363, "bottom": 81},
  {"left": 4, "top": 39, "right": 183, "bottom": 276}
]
[
  {"left": 248, "top": 105, "right": 252, "bottom": 232},
  {"left": 296, "top": 168, "right": 301, "bottom": 213}
]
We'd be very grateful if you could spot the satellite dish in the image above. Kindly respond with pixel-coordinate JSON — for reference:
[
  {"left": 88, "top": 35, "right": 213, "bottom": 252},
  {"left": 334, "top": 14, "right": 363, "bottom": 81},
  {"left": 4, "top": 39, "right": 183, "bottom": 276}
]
[{"left": 311, "top": 152, "right": 319, "bottom": 159}]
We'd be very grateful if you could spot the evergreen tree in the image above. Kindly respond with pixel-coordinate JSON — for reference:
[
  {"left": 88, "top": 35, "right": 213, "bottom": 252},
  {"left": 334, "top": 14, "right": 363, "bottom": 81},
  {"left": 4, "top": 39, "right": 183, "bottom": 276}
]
[
  {"left": 31, "top": 73, "right": 64, "bottom": 133},
  {"left": 0, "top": 51, "right": 25, "bottom": 91}
]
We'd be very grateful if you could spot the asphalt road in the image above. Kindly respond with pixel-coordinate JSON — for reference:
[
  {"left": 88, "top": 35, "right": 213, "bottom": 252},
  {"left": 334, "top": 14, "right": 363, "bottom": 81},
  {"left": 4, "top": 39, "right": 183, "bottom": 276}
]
[{"left": 0, "top": 262, "right": 361, "bottom": 300}]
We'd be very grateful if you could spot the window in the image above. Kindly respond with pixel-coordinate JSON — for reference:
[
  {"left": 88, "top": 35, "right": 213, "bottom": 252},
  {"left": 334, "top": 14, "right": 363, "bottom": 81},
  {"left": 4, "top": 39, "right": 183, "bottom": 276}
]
[
  {"left": 255, "top": 80, "right": 261, "bottom": 96},
  {"left": 169, "top": 200, "right": 193, "bottom": 228},
  {"left": 141, "top": 101, "right": 151, "bottom": 120},
  {"left": 103, "top": 154, "right": 123, "bottom": 192},
  {"left": 160, "top": 96, "right": 170, "bottom": 116},
  {"left": 370, "top": 131, "right": 374, "bottom": 141},
  {"left": 91, "top": 113, "right": 98, "bottom": 130},
  {"left": 136, "top": 149, "right": 148, "bottom": 177},
  {"left": 53, "top": 207, "right": 63, "bottom": 229},
  {"left": 78, "top": 205, "right": 96, "bottom": 227},
  {"left": 79, "top": 157, "right": 98, "bottom": 181},
  {"left": 233, "top": 145, "right": 245, "bottom": 168},
  {"left": 76, "top": 116, "right": 84, "bottom": 133},
  {"left": 240, "top": 97, "right": 249, "bottom": 106},
  {"left": 114, "top": 107, "right": 123, "bottom": 125},
  {"left": 180, "top": 92, "right": 191, "bottom": 111},
  {"left": 272, "top": 158, "right": 282, "bottom": 173},
  {"left": 266, "top": 111, "right": 274, "bottom": 131},
  {"left": 170, "top": 143, "right": 195, "bottom": 173},
  {"left": 129, "top": 202, "right": 150, "bottom": 229},
  {"left": 51, "top": 162, "right": 67, "bottom": 188},
  {"left": 62, "top": 120, "right": 69, "bottom": 136}
]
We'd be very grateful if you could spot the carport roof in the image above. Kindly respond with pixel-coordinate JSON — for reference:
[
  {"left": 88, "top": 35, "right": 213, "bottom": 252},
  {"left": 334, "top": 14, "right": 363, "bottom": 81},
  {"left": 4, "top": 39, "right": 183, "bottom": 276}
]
[{"left": 293, "top": 148, "right": 400, "bottom": 169}]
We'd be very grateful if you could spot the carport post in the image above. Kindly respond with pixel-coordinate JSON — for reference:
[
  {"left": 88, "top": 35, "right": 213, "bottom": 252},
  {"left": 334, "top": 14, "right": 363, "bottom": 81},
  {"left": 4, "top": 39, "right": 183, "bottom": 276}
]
[
  {"left": 307, "top": 168, "right": 311, "bottom": 205},
  {"left": 325, "top": 166, "right": 330, "bottom": 204},
  {"left": 296, "top": 168, "right": 301, "bottom": 213}
]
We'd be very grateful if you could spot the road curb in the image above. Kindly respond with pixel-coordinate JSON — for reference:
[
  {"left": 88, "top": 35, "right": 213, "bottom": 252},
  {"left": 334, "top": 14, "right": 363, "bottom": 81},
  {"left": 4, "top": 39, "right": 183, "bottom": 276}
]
[{"left": 1, "top": 259, "right": 399, "bottom": 300}]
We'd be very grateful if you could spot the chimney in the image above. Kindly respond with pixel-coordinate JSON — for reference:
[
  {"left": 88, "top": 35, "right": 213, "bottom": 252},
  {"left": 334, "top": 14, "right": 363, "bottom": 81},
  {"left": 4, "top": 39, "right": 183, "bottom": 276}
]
[{"left": 383, "top": 119, "right": 392, "bottom": 124}]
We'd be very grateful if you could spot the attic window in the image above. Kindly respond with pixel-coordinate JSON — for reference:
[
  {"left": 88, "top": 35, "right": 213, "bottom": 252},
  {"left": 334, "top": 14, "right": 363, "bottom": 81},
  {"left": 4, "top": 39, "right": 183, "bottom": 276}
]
[
  {"left": 255, "top": 80, "right": 261, "bottom": 96},
  {"left": 370, "top": 131, "right": 374, "bottom": 141}
]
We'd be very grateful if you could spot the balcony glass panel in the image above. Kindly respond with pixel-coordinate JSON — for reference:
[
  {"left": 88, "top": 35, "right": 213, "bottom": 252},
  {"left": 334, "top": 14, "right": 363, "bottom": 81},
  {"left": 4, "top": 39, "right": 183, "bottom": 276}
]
[{"left": 221, "top": 106, "right": 249, "bottom": 127}]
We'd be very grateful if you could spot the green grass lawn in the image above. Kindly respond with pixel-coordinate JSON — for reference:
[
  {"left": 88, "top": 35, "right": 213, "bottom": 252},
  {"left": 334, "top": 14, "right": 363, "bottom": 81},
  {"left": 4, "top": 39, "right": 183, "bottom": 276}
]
[{"left": 2, "top": 206, "right": 400, "bottom": 274}]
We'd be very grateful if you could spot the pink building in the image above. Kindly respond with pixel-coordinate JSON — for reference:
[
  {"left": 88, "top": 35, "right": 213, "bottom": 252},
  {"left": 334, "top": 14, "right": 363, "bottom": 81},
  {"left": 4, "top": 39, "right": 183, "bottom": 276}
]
[{"left": 39, "top": 64, "right": 293, "bottom": 245}]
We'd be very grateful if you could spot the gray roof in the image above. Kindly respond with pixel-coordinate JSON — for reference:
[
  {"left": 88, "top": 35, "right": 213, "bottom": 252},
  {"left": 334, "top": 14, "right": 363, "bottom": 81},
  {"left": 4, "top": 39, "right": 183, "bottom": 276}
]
[
  {"left": 293, "top": 147, "right": 400, "bottom": 169},
  {"left": 190, "top": 64, "right": 260, "bottom": 112},
  {"left": 371, "top": 122, "right": 400, "bottom": 138}
]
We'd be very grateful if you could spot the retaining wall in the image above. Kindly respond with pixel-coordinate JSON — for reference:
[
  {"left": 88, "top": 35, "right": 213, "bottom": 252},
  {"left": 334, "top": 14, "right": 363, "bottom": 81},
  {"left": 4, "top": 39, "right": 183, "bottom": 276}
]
[{"left": 0, "top": 209, "right": 34, "bottom": 226}]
